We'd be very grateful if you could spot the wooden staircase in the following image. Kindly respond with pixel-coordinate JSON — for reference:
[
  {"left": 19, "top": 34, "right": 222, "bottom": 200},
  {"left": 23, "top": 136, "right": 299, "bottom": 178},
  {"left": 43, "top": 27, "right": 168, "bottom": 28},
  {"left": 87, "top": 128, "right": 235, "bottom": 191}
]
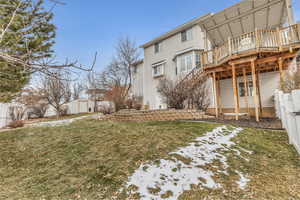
[{"left": 177, "top": 65, "right": 208, "bottom": 91}]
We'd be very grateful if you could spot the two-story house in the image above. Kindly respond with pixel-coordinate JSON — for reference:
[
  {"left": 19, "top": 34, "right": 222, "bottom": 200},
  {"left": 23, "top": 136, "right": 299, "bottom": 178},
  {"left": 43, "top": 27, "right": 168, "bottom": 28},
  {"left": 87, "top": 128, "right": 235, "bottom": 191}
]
[{"left": 132, "top": 0, "right": 300, "bottom": 121}]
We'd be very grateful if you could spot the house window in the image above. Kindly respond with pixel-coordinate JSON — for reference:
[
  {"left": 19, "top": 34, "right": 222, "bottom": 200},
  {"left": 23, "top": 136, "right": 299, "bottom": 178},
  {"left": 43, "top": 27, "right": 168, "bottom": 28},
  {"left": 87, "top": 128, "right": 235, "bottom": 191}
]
[
  {"left": 154, "top": 42, "right": 161, "bottom": 53},
  {"left": 239, "top": 81, "right": 254, "bottom": 97},
  {"left": 178, "top": 53, "right": 194, "bottom": 73},
  {"left": 195, "top": 52, "right": 201, "bottom": 67},
  {"left": 181, "top": 28, "right": 193, "bottom": 42},
  {"left": 132, "top": 66, "right": 137, "bottom": 74},
  {"left": 152, "top": 62, "right": 165, "bottom": 77}
]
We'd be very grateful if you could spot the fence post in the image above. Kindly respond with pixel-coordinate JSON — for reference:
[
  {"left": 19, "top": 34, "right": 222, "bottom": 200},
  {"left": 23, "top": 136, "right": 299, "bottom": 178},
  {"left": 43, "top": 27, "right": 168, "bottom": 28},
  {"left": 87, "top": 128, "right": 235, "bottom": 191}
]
[
  {"left": 278, "top": 91, "right": 287, "bottom": 129},
  {"left": 283, "top": 93, "right": 297, "bottom": 145},
  {"left": 291, "top": 89, "right": 300, "bottom": 154}
]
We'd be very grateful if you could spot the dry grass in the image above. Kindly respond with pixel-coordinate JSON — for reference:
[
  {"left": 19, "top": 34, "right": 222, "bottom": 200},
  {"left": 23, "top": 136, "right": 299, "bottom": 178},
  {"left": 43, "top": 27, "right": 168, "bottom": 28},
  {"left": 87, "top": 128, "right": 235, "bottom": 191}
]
[
  {"left": 0, "top": 119, "right": 299, "bottom": 200},
  {"left": 25, "top": 113, "right": 96, "bottom": 124},
  {"left": 179, "top": 128, "right": 300, "bottom": 200}
]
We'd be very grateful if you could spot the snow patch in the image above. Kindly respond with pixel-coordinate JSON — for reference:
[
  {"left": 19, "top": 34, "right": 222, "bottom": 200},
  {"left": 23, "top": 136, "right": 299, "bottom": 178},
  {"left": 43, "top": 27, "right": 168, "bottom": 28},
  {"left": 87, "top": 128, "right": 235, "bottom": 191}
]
[
  {"left": 124, "top": 126, "right": 250, "bottom": 200},
  {"left": 235, "top": 170, "right": 250, "bottom": 190}
]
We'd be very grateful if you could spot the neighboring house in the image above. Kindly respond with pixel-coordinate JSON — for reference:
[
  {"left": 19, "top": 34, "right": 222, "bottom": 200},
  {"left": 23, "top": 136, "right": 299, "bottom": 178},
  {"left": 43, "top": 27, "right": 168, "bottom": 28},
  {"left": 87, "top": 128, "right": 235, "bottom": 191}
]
[
  {"left": 132, "top": 0, "right": 300, "bottom": 121},
  {"left": 132, "top": 60, "right": 144, "bottom": 98}
]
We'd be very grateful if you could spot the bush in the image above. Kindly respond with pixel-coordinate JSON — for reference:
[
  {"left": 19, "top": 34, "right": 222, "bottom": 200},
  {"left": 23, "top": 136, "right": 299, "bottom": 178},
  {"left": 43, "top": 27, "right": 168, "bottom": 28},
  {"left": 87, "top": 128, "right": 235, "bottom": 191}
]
[
  {"left": 157, "top": 78, "right": 189, "bottom": 109},
  {"left": 125, "top": 96, "right": 143, "bottom": 110},
  {"left": 8, "top": 120, "right": 24, "bottom": 128},
  {"left": 280, "top": 54, "right": 300, "bottom": 93},
  {"left": 99, "top": 105, "right": 114, "bottom": 115}
]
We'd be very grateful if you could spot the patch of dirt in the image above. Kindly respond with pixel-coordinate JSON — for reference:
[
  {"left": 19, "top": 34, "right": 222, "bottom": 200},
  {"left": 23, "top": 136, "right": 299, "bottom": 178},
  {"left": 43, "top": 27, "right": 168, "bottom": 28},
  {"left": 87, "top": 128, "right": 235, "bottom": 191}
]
[{"left": 192, "top": 118, "right": 283, "bottom": 130}]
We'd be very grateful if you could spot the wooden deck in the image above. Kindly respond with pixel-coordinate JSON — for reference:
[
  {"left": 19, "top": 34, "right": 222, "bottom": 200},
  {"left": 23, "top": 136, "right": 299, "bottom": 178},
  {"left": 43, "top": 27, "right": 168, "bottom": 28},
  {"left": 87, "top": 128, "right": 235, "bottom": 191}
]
[
  {"left": 201, "top": 24, "right": 300, "bottom": 71},
  {"left": 180, "top": 23, "right": 300, "bottom": 122}
]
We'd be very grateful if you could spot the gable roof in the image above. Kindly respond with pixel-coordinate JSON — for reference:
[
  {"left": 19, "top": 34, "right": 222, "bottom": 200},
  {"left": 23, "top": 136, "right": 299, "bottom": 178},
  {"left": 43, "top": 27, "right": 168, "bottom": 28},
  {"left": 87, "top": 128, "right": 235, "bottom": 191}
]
[
  {"left": 140, "top": 13, "right": 213, "bottom": 49},
  {"left": 140, "top": 0, "right": 291, "bottom": 49}
]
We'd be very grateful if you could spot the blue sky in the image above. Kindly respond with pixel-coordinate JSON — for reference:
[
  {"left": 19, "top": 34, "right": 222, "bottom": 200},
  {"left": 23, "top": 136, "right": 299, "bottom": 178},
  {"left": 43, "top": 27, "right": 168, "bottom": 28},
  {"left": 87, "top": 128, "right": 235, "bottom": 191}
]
[{"left": 50, "top": 0, "right": 300, "bottom": 72}]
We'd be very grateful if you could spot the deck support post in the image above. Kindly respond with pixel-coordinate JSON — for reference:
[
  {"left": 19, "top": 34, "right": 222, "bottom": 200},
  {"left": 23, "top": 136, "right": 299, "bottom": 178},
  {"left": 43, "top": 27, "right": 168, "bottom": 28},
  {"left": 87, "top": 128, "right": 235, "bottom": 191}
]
[
  {"left": 217, "top": 74, "right": 222, "bottom": 115},
  {"left": 242, "top": 68, "right": 250, "bottom": 116},
  {"left": 251, "top": 60, "right": 260, "bottom": 122},
  {"left": 231, "top": 64, "right": 239, "bottom": 120},
  {"left": 278, "top": 57, "right": 284, "bottom": 79},
  {"left": 256, "top": 70, "right": 263, "bottom": 114},
  {"left": 212, "top": 72, "right": 219, "bottom": 118}
]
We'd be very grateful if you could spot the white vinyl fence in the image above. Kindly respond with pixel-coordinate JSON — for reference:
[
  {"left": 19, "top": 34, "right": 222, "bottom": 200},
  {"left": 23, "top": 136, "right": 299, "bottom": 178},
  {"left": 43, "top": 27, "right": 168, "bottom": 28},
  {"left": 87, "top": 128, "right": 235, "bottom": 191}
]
[
  {"left": 0, "top": 100, "right": 113, "bottom": 128},
  {"left": 0, "top": 103, "right": 24, "bottom": 128},
  {"left": 0, "top": 103, "right": 12, "bottom": 128},
  {"left": 275, "top": 89, "right": 300, "bottom": 154}
]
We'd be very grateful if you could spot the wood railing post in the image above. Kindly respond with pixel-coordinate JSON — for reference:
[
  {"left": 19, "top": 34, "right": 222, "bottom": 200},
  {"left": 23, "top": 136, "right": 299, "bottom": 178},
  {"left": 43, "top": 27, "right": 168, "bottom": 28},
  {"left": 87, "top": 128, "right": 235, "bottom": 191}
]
[
  {"left": 228, "top": 37, "right": 232, "bottom": 56},
  {"left": 214, "top": 49, "right": 217, "bottom": 65},
  {"left": 276, "top": 27, "right": 283, "bottom": 51},
  {"left": 200, "top": 53, "right": 204, "bottom": 69},
  {"left": 255, "top": 28, "right": 260, "bottom": 51}
]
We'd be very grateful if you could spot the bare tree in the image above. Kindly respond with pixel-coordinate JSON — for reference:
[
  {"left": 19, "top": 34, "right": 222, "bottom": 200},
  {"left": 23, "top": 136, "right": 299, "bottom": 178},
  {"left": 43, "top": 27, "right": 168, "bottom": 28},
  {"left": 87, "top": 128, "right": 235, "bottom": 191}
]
[
  {"left": 72, "top": 81, "right": 84, "bottom": 100},
  {"left": 189, "top": 76, "right": 210, "bottom": 111},
  {"left": 17, "top": 88, "right": 49, "bottom": 118},
  {"left": 0, "top": 0, "right": 97, "bottom": 102},
  {"left": 157, "top": 78, "right": 189, "bottom": 109},
  {"left": 157, "top": 76, "right": 210, "bottom": 110},
  {"left": 41, "top": 70, "right": 72, "bottom": 117},
  {"left": 99, "top": 36, "right": 140, "bottom": 111}
]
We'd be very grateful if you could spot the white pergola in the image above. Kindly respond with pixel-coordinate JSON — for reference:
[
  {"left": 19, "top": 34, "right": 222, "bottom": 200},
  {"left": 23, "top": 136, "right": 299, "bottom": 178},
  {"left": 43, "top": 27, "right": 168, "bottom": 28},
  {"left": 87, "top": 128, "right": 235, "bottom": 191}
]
[{"left": 200, "top": 0, "right": 295, "bottom": 47}]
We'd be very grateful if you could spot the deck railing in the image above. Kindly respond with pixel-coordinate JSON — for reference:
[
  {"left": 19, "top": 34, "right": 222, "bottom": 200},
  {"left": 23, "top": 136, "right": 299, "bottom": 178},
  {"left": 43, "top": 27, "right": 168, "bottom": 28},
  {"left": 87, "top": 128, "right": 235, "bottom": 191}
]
[{"left": 201, "top": 23, "right": 300, "bottom": 67}]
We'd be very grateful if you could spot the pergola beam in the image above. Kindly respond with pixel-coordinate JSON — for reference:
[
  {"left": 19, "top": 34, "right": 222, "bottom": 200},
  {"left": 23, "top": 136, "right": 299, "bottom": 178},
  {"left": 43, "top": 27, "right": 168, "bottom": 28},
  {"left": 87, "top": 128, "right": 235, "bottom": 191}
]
[
  {"left": 285, "top": 0, "right": 295, "bottom": 25},
  {"left": 204, "top": 0, "right": 283, "bottom": 32}
]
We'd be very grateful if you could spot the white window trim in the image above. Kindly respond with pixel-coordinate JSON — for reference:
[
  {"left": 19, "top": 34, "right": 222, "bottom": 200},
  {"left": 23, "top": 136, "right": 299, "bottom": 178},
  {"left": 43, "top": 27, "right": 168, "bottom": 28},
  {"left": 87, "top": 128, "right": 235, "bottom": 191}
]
[
  {"left": 177, "top": 52, "right": 195, "bottom": 74},
  {"left": 154, "top": 42, "right": 162, "bottom": 54},
  {"left": 181, "top": 28, "right": 193, "bottom": 42},
  {"left": 238, "top": 78, "right": 254, "bottom": 97},
  {"left": 152, "top": 61, "right": 165, "bottom": 77}
]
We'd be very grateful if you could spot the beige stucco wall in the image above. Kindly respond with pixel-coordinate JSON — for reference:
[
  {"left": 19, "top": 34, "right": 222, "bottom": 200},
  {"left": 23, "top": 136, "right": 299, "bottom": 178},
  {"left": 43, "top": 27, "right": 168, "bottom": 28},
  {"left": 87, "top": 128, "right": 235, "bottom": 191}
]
[
  {"left": 219, "top": 71, "right": 280, "bottom": 109},
  {"left": 142, "top": 25, "right": 208, "bottom": 109}
]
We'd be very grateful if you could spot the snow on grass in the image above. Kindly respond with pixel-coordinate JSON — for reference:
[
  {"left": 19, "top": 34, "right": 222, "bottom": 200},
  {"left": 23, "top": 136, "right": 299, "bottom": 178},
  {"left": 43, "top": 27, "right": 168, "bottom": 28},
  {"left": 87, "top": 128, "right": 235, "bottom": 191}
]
[
  {"left": 125, "top": 125, "right": 249, "bottom": 200},
  {"left": 235, "top": 170, "right": 250, "bottom": 190}
]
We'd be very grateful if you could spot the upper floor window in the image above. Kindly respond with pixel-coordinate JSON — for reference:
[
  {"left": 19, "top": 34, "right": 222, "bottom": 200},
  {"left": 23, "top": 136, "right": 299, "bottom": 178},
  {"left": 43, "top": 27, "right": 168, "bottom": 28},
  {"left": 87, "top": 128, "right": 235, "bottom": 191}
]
[
  {"left": 179, "top": 53, "right": 193, "bottom": 73},
  {"left": 181, "top": 28, "right": 193, "bottom": 42},
  {"left": 154, "top": 42, "right": 161, "bottom": 53},
  {"left": 152, "top": 62, "right": 165, "bottom": 77}
]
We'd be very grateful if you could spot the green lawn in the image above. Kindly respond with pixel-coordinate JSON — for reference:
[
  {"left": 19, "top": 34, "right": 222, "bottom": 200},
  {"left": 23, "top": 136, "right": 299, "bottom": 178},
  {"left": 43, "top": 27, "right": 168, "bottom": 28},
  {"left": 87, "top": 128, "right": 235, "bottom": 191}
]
[{"left": 0, "top": 119, "right": 299, "bottom": 200}]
